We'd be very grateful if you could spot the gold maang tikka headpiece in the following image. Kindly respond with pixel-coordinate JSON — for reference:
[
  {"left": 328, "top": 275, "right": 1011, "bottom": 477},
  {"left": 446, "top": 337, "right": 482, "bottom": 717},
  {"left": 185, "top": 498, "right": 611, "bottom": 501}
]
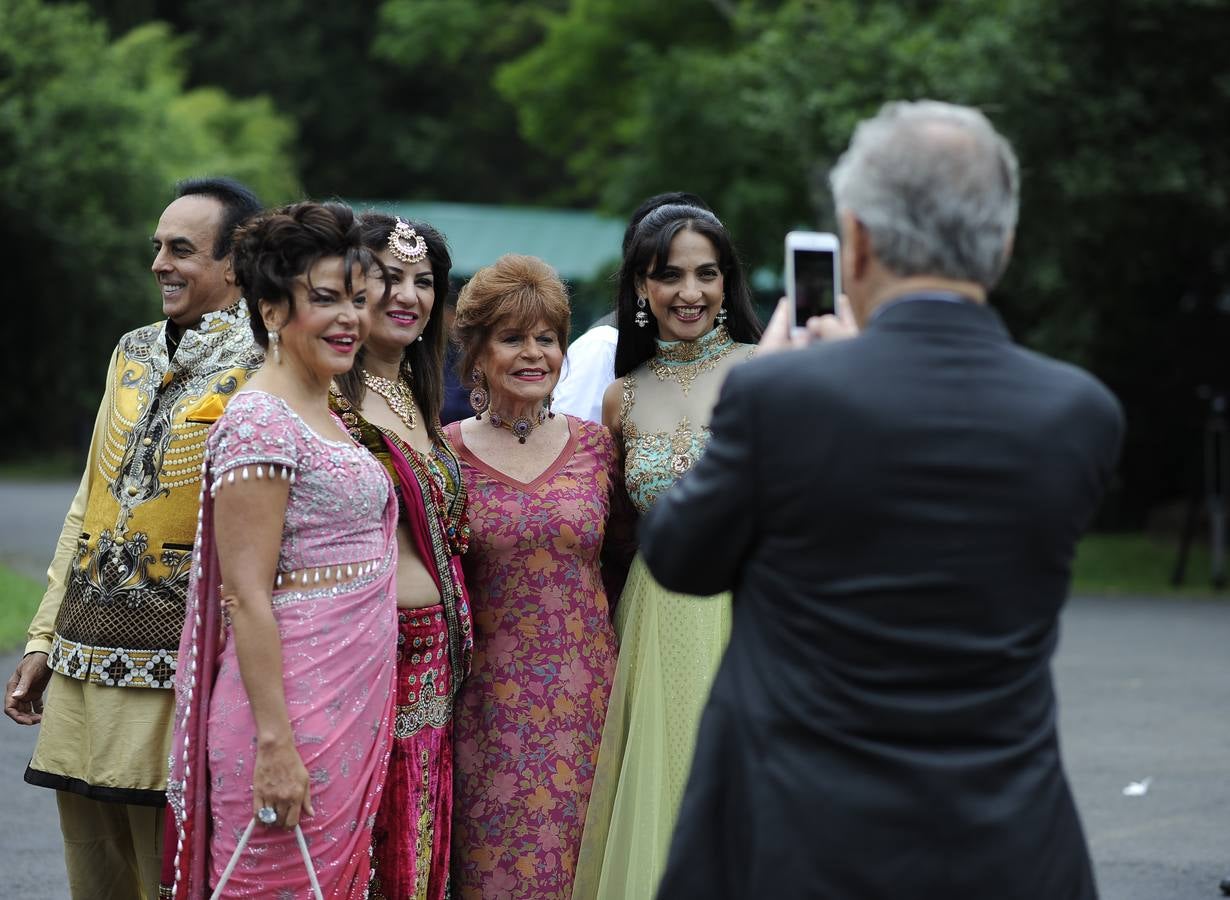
[{"left": 388, "top": 217, "right": 428, "bottom": 264}]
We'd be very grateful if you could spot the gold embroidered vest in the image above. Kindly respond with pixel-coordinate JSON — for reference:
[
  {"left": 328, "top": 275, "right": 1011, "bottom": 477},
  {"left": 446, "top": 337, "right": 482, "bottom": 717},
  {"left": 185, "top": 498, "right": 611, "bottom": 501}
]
[{"left": 49, "top": 301, "right": 262, "bottom": 689}]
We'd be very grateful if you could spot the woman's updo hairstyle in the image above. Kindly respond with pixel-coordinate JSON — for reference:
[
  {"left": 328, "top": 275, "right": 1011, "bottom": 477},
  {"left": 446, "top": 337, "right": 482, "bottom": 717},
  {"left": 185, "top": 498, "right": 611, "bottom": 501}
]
[
  {"left": 453, "top": 254, "right": 571, "bottom": 386},
  {"left": 232, "top": 200, "right": 378, "bottom": 348},
  {"left": 614, "top": 203, "right": 761, "bottom": 377}
]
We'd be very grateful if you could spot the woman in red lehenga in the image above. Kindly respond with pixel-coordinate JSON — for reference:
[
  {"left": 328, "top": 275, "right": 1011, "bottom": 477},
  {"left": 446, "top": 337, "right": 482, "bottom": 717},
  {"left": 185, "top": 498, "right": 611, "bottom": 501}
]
[
  {"left": 330, "top": 213, "right": 473, "bottom": 900},
  {"left": 163, "top": 202, "right": 398, "bottom": 898}
]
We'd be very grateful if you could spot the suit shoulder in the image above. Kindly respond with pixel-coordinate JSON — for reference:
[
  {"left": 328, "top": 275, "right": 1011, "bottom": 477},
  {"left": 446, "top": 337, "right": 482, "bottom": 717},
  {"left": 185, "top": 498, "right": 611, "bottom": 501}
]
[
  {"left": 724, "top": 337, "right": 860, "bottom": 392},
  {"left": 1014, "top": 346, "right": 1119, "bottom": 404},
  {"left": 1013, "top": 346, "right": 1124, "bottom": 426}
]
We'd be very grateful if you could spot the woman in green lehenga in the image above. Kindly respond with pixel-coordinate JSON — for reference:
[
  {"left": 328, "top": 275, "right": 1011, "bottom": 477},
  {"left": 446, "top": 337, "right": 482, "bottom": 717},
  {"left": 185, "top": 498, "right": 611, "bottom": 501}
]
[{"left": 573, "top": 204, "right": 762, "bottom": 900}]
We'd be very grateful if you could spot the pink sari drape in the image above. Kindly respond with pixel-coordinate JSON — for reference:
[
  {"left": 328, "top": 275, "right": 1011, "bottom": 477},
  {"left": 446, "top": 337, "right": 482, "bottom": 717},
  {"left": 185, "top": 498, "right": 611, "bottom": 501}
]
[{"left": 163, "top": 464, "right": 398, "bottom": 899}]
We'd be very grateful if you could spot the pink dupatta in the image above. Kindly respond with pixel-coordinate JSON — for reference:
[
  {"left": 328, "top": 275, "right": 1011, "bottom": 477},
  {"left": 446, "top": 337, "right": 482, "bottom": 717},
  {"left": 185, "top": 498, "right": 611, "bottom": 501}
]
[
  {"left": 162, "top": 465, "right": 223, "bottom": 898},
  {"left": 383, "top": 432, "right": 473, "bottom": 687}
]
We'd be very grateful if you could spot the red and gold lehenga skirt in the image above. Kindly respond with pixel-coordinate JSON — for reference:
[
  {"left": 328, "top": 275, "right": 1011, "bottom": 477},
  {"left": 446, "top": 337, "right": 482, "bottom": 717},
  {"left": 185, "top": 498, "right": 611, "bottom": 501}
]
[
  {"left": 328, "top": 395, "right": 473, "bottom": 900},
  {"left": 369, "top": 604, "right": 455, "bottom": 900}
]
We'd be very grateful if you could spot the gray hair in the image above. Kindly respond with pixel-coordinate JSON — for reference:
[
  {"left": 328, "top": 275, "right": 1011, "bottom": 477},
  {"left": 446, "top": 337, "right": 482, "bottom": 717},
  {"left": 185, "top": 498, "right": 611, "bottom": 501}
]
[{"left": 829, "top": 100, "right": 1020, "bottom": 289}]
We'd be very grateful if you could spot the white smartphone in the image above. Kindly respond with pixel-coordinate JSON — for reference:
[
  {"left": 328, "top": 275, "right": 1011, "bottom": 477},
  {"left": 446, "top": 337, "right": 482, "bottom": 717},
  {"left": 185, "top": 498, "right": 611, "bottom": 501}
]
[{"left": 785, "top": 231, "right": 841, "bottom": 327}]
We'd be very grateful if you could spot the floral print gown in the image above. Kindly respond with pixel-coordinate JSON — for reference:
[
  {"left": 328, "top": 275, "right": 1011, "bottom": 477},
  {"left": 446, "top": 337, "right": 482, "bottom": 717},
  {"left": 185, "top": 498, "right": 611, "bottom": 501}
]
[{"left": 444, "top": 417, "right": 619, "bottom": 900}]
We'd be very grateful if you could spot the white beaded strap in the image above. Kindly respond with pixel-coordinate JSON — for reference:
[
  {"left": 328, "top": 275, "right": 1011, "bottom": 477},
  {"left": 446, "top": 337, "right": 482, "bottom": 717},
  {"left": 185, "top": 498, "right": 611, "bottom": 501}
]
[{"left": 209, "top": 818, "right": 323, "bottom": 900}]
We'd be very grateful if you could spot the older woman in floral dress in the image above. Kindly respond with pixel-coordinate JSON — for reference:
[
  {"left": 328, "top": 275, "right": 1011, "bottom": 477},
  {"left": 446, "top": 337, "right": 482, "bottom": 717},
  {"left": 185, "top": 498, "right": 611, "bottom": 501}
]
[{"left": 444, "top": 255, "right": 619, "bottom": 900}]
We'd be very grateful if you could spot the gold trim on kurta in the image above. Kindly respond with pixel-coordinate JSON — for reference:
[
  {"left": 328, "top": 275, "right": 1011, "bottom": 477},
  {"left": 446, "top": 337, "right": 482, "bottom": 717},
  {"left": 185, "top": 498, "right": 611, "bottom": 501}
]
[{"left": 50, "top": 302, "right": 262, "bottom": 689}]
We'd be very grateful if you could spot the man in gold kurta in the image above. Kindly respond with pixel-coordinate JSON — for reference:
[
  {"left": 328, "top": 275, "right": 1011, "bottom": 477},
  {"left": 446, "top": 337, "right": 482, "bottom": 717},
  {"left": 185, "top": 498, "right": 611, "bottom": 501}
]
[{"left": 3, "top": 177, "right": 264, "bottom": 900}]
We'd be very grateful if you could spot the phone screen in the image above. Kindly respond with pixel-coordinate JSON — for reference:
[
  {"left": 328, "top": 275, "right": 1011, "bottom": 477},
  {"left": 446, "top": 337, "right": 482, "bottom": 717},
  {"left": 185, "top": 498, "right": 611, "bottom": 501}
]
[{"left": 793, "top": 248, "right": 836, "bottom": 324}]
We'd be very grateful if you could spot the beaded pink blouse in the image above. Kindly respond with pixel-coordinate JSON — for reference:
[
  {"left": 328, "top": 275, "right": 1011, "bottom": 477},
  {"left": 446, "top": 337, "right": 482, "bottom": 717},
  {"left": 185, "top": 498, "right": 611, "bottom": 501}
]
[{"left": 207, "top": 390, "right": 391, "bottom": 573}]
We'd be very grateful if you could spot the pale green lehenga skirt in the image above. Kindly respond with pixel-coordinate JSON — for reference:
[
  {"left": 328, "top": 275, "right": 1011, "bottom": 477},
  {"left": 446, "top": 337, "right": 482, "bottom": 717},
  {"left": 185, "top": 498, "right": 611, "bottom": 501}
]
[{"left": 572, "top": 555, "right": 732, "bottom": 900}]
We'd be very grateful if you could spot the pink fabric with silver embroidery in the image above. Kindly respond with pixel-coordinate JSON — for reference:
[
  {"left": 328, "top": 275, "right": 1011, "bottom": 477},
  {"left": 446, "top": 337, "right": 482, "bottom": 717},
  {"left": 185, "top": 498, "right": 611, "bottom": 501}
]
[
  {"left": 208, "top": 391, "right": 390, "bottom": 572},
  {"left": 163, "top": 390, "right": 397, "bottom": 899}
]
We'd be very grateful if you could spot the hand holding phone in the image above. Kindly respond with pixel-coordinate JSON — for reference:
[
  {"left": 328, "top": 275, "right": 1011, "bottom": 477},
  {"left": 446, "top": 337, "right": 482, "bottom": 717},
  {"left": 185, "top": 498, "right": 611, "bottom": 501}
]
[{"left": 785, "top": 231, "right": 841, "bottom": 328}]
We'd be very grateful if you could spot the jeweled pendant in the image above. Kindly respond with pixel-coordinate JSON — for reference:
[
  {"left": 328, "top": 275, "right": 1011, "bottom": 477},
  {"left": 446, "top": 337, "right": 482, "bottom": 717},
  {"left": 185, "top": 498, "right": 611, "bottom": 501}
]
[{"left": 510, "top": 416, "right": 533, "bottom": 443}]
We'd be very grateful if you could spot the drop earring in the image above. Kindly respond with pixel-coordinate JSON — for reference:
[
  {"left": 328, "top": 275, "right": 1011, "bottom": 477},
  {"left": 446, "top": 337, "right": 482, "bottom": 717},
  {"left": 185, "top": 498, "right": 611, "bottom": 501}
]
[
  {"left": 268, "top": 329, "right": 282, "bottom": 364},
  {"left": 469, "top": 368, "right": 489, "bottom": 419},
  {"left": 635, "top": 296, "right": 650, "bottom": 328},
  {"left": 715, "top": 306, "right": 728, "bottom": 326}
]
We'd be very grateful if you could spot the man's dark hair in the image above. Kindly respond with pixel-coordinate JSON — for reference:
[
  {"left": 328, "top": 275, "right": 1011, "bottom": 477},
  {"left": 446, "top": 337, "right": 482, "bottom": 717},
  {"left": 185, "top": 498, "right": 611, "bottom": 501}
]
[
  {"left": 174, "top": 177, "right": 262, "bottom": 261},
  {"left": 621, "top": 192, "right": 711, "bottom": 256}
]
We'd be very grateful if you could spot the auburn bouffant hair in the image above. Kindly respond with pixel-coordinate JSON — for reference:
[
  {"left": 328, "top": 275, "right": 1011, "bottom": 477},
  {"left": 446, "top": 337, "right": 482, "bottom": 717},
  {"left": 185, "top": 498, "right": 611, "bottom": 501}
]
[{"left": 453, "top": 254, "right": 571, "bottom": 386}]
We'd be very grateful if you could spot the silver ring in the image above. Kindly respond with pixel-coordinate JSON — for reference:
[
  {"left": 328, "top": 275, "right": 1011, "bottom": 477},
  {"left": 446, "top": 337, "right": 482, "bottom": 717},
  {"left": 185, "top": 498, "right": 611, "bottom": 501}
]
[{"left": 258, "top": 806, "right": 277, "bottom": 825}]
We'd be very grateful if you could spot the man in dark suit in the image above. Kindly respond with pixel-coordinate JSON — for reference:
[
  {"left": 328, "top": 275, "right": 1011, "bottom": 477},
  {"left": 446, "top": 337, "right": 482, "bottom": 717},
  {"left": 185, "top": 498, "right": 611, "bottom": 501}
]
[{"left": 642, "top": 100, "right": 1123, "bottom": 899}]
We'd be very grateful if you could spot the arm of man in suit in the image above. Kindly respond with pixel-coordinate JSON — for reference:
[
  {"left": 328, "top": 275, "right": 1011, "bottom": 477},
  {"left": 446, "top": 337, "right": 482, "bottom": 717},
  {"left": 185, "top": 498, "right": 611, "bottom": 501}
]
[{"left": 640, "top": 365, "right": 759, "bottom": 596}]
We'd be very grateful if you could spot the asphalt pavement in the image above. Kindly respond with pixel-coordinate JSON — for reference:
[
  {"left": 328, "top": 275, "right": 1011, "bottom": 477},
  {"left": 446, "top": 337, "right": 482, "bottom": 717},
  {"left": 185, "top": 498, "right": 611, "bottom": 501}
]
[
  {"left": 0, "top": 479, "right": 1227, "bottom": 899},
  {"left": 0, "top": 479, "right": 78, "bottom": 581}
]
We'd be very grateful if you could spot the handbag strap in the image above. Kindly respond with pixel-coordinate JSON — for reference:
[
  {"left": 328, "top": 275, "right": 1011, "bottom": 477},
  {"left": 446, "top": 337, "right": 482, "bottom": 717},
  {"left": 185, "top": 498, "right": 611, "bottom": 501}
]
[{"left": 209, "top": 818, "right": 324, "bottom": 900}]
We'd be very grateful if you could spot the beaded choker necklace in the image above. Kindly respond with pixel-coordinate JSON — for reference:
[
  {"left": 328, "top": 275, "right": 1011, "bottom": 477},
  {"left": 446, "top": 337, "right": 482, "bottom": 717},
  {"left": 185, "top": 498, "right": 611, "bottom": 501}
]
[
  {"left": 488, "top": 407, "right": 551, "bottom": 443},
  {"left": 362, "top": 370, "right": 417, "bottom": 431},
  {"left": 647, "top": 325, "right": 737, "bottom": 396}
]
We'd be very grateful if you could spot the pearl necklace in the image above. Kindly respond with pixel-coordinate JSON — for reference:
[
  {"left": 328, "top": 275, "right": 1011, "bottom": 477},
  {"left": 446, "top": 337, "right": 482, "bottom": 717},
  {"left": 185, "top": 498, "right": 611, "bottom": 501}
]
[{"left": 362, "top": 370, "right": 417, "bottom": 431}]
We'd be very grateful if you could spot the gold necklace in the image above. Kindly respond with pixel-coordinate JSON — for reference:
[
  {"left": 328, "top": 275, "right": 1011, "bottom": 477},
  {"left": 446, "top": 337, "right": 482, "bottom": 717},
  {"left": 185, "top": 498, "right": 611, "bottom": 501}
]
[
  {"left": 362, "top": 370, "right": 417, "bottom": 431},
  {"left": 488, "top": 407, "right": 550, "bottom": 444},
  {"left": 646, "top": 325, "right": 738, "bottom": 396}
]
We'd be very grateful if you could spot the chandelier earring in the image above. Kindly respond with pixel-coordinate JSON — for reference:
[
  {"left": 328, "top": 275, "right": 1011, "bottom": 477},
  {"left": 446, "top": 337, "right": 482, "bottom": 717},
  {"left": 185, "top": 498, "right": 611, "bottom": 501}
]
[
  {"left": 635, "top": 296, "right": 650, "bottom": 329},
  {"left": 715, "top": 305, "right": 728, "bottom": 326},
  {"left": 268, "top": 329, "right": 282, "bottom": 364},
  {"left": 469, "top": 368, "right": 490, "bottom": 419}
]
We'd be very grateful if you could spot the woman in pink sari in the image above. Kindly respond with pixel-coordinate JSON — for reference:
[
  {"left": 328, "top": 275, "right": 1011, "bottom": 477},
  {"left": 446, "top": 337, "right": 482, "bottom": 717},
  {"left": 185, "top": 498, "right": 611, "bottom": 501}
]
[
  {"left": 163, "top": 201, "right": 398, "bottom": 898},
  {"left": 330, "top": 213, "right": 473, "bottom": 900}
]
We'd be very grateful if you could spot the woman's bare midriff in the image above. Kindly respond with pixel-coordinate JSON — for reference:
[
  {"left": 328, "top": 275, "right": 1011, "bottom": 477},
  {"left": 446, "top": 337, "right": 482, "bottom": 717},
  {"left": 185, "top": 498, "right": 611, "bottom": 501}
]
[{"left": 395, "top": 523, "right": 442, "bottom": 609}]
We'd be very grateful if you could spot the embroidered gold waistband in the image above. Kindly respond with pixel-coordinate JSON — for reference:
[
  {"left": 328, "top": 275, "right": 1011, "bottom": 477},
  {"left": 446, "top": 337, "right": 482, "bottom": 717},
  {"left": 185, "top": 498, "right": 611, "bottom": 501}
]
[{"left": 48, "top": 635, "right": 177, "bottom": 689}]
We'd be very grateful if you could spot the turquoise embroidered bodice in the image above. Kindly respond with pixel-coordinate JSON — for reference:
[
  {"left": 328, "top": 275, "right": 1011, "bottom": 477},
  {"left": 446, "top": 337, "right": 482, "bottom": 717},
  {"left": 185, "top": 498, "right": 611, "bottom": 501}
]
[
  {"left": 620, "top": 326, "right": 751, "bottom": 515},
  {"left": 622, "top": 374, "right": 710, "bottom": 515}
]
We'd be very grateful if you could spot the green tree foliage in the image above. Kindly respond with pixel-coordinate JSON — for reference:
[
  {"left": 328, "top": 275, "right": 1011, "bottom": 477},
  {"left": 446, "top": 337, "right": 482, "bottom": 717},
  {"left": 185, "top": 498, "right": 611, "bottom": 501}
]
[
  {"left": 498, "top": 1, "right": 1042, "bottom": 259},
  {"left": 368, "top": 0, "right": 569, "bottom": 203},
  {"left": 149, "top": 0, "right": 568, "bottom": 203},
  {"left": 498, "top": 0, "right": 1230, "bottom": 520},
  {"left": 0, "top": 0, "right": 298, "bottom": 454}
]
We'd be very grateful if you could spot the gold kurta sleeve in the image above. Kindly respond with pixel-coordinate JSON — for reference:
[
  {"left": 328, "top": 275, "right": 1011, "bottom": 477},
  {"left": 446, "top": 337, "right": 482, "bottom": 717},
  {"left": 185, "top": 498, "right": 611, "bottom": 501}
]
[{"left": 24, "top": 347, "right": 117, "bottom": 657}]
